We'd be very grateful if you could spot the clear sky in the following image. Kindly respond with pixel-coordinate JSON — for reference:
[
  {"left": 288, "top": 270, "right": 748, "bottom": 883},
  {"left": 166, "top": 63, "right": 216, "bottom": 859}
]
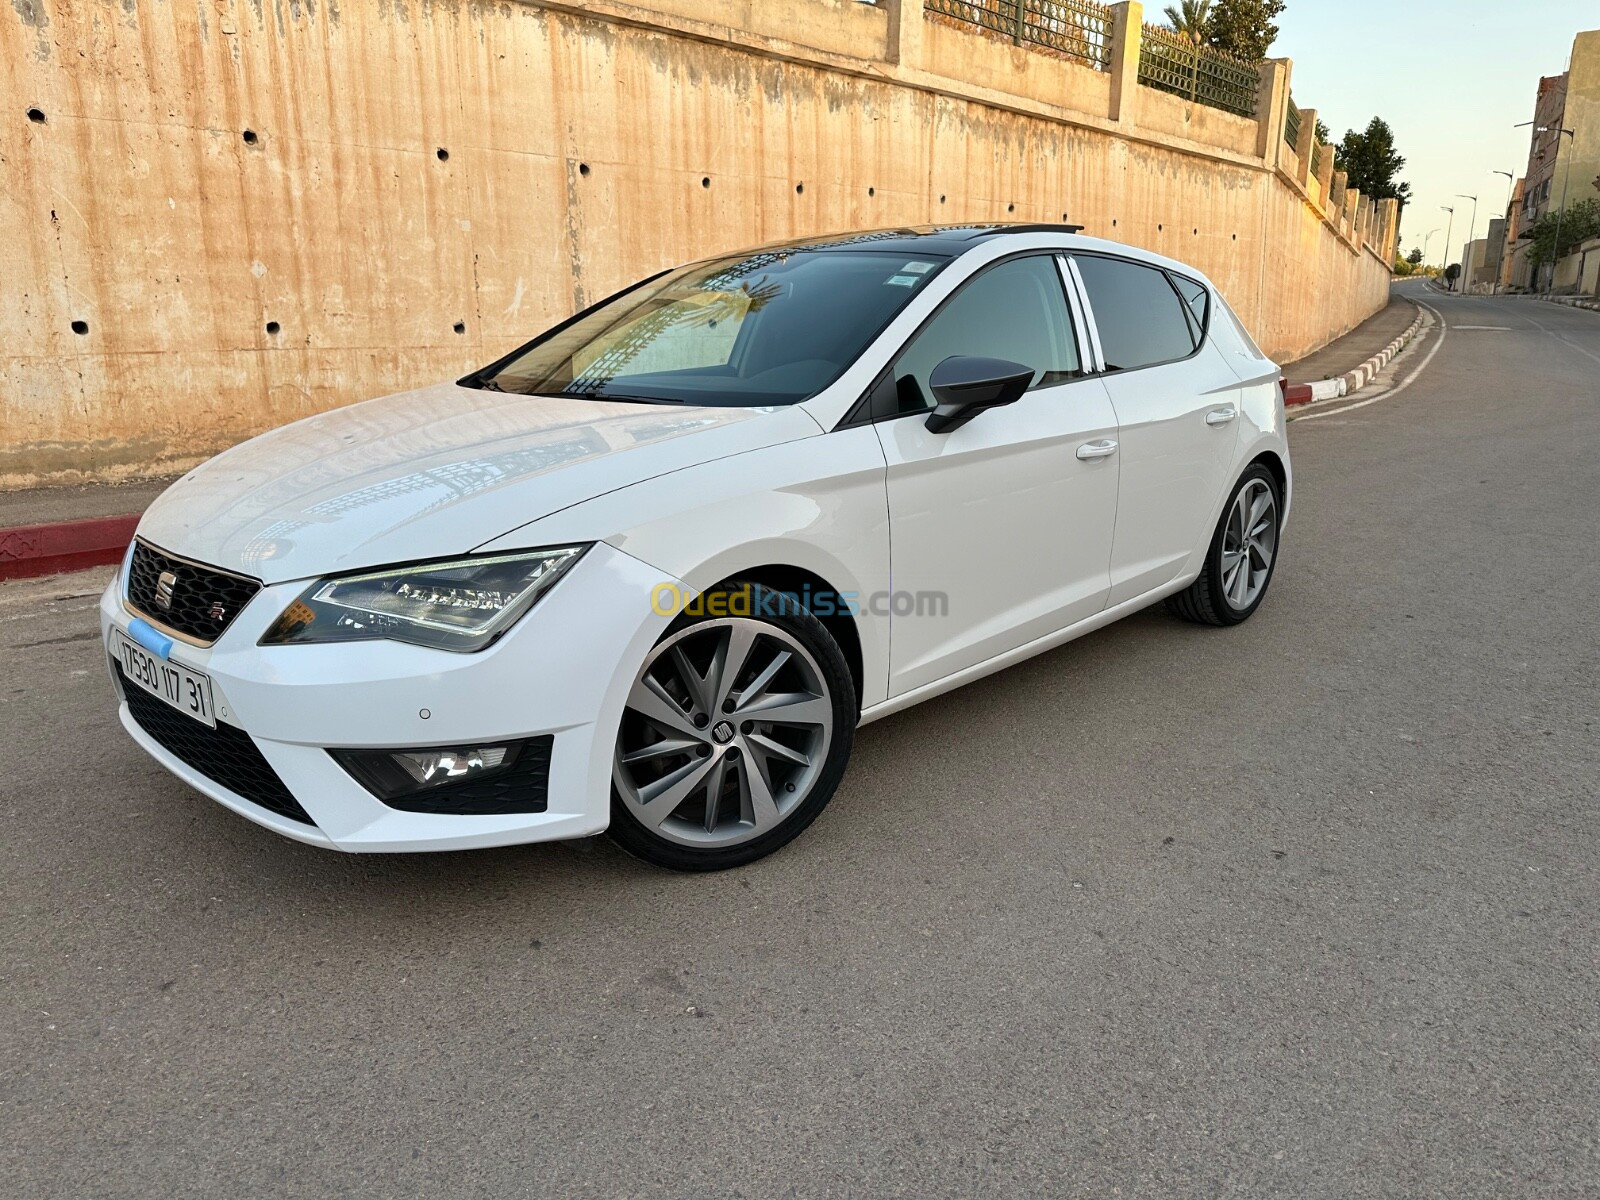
[{"left": 1270, "top": 0, "right": 1596, "bottom": 267}]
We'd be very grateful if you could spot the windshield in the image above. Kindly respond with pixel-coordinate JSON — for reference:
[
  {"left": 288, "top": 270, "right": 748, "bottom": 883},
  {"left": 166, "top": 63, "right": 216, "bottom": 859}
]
[{"left": 472, "top": 249, "right": 952, "bottom": 407}]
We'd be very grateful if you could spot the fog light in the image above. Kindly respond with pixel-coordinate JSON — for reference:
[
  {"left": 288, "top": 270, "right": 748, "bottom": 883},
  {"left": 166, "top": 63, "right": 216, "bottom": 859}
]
[
  {"left": 394, "top": 746, "right": 508, "bottom": 785},
  {"left": 330, "top": 740, "right": 525, "bottom": 800}
]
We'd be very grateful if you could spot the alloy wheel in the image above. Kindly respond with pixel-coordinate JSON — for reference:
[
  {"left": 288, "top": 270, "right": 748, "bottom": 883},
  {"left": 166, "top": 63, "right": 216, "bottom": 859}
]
[
  {"left": 613, "top": 618, "right": 835, "bottom": 848},
  {"left": 1220, "top": 478, "right": 1277, "bottom": 610}
]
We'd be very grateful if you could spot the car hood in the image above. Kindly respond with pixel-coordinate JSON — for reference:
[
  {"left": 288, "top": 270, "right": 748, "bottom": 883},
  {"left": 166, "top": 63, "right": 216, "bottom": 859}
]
[{"left": 137, "top": 383, "right": 820, "bottom": 583}]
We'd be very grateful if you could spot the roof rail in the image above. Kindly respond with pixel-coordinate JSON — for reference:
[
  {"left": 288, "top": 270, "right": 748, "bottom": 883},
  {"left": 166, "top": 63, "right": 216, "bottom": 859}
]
[{"left": 980, "top": 222, "right": 1087, "bottom": 236}]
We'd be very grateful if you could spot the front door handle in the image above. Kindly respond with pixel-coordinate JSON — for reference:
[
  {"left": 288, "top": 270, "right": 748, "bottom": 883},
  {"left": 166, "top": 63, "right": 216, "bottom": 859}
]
[
  {"left": 1206, "top": 406, "right": 1238, "bottom": 426},
  {"left": 1076, "top": 439, "right": 1118, "bottom": 460}
]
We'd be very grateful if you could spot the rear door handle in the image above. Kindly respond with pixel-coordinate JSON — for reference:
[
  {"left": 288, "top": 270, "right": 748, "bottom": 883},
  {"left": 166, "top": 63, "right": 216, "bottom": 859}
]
[
  {"left": 1076, "top": 439, "right": 1118, "bottom": 460},
  {"left": 1206, "top": 407, "right": 1238, "bottom": 426}
]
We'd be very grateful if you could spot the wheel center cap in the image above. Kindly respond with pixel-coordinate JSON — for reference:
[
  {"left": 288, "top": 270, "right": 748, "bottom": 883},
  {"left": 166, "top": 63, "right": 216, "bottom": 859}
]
[{"left": 711, "top": 720, "right": 736, "bottom": 745}]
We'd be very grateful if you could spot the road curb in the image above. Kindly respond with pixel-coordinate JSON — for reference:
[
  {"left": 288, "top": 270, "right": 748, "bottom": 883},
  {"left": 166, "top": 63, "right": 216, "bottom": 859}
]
[
  {"left": 1286, "top": 303, "right": 1426, "bottom": 406},
  {"left": 1537, "top": 295, "right": 1600, "bottom": 312},
  {"left": 0, "top": 514, "right": 138, "bottom": 581}
]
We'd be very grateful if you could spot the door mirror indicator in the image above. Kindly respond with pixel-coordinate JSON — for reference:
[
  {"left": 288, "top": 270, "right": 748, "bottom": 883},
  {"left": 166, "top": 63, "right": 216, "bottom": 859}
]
[{"left": 923, "top": 356, "right": 1034, "bottom": 434}]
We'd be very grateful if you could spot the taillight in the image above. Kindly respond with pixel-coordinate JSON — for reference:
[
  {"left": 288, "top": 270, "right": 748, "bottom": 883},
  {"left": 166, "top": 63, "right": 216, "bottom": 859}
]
[{"left": 1277, "top": 376, "right": 1288, "bottom": 405}]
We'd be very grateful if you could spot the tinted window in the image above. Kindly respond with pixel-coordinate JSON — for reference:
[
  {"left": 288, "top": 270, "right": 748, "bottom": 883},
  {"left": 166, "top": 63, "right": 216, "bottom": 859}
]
[
  {"left": 480, "top": 250, "right": 950, "bottom": 407},
  {"left": 892, "top": 256, "right": 1080, "bottom": 413},
  {"left": 1074, "top": 255, "right": 1197, "bottom": 370},
  {"left": 1170, "top": 274, "right": 1210, "bottom": 340}
]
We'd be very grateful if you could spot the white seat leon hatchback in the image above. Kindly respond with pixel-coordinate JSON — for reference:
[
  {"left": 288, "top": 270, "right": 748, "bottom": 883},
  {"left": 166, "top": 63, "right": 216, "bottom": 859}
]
[{"left": 102, "top": 225, "right": 1289, "bottom": 870}]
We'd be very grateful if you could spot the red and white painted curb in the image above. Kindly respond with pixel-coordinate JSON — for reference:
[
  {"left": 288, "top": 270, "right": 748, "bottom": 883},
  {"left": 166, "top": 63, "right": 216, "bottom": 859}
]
[
  {"left": 1284, "top": 304, "right": 1426, "bottom": 407},
  {"left": 0, "top": 514, "right": 138, "bottom": 582}
]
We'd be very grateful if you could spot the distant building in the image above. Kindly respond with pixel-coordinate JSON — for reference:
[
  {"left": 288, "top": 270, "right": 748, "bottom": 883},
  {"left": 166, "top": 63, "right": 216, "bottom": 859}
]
[
  {"left": 1498, "top": 178, "right": 1525, "bottom": 290},
  {"left": 1477, "top": 217, "right": 1507, "bottom": 291},
  {"left": 1460, "top": 238, "right": 1489, "bottom": 293},
  {"left": 1505, "top": 29, "right": 1600, "bottom": 291}
]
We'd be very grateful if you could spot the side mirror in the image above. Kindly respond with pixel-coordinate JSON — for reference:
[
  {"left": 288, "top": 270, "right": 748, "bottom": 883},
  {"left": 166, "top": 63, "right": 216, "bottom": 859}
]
[{"left": 924, "top": 356, "right": 1034, "bottom": 434}]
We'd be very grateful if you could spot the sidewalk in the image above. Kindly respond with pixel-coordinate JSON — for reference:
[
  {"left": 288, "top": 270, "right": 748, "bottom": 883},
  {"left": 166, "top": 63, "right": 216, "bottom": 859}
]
[
  {"left": 0, "top": 476, "right": 178, "bottom": 581},
  {"left": 0, "top": 477, "right": 178, "bottom": 528},
  {"left": 1282, "top": 291, "right": 1419, "bottom": 384}
]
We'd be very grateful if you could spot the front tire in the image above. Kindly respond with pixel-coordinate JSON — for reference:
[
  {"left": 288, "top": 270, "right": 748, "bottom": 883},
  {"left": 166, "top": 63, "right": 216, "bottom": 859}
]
[
  {"left": 608, "top": 582, "right": 856, "bottom": 871},
  {"left": 1168, "top": 464, "right": 1282, "bottom": 627}
]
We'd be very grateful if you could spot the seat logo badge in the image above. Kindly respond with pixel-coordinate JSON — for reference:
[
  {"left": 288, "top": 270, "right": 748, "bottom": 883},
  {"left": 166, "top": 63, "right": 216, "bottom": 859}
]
[
  {"left": 155, "top": 570, "right": 177, "bottom": 611},
  {"left": 711, "top": 720, "right": 736, "bottom": 744}
]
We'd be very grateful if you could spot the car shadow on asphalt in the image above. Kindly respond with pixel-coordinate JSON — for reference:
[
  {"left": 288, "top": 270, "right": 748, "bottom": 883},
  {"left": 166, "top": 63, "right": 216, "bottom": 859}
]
[{"left": 21, "top": 573, "right": 1289, "bottom": 961}]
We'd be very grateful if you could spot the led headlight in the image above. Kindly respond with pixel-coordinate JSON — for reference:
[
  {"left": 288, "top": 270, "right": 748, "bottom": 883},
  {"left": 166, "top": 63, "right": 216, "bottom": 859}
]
[{"left": 260, "top": 546, "right": 588, "bottom": 652}]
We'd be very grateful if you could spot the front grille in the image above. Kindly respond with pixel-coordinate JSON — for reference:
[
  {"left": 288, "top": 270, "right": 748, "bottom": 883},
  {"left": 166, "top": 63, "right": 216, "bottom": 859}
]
[
  {"left": 126, "top": 539, "right": 262, "bottom": 645},
  {"left": 118, "top": 663, "right": 315, "bottom": 826}
]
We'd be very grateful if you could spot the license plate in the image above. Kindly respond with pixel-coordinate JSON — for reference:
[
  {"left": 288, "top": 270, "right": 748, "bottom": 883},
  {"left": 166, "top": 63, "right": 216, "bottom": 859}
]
[{"left": 112, "top": 629, "right": 217, "bottom": 729}]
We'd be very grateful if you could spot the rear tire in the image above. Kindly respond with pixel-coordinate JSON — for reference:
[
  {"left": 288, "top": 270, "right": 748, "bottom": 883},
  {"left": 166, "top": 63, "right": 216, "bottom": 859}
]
[
  {"left": 1168, "top": 463, "right": 1281, "bottom": 627},
  {"left": 607, "top": 582, "right": 856, "bottom": 871}
]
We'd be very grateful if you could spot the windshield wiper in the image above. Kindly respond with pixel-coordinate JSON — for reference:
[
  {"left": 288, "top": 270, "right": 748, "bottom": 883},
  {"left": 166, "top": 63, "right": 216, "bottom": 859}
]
[
  {"left": 468, "top": 379, "right": 686, "bottom": 404},
  {"left": 579, "top": 393, "right": 687, "bottom": 405}
]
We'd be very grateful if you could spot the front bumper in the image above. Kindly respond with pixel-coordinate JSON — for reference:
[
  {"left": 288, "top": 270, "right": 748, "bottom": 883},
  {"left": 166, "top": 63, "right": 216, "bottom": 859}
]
[{"left": 101, "top": 541, "right": 679, "bottom": 852}]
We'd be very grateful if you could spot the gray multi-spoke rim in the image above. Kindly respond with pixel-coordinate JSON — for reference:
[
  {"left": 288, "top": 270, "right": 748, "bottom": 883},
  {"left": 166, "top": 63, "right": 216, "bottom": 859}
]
[
  {"left": 1221, "top": 479, "right": 1277, "bottom": 610},
  {"left": 613, "top": 618, "right": 834, "bottom": 849}
]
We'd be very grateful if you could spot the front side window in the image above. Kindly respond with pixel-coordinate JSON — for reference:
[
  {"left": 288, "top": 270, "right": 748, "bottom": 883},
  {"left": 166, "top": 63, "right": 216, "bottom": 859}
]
[
  {"left": 474, "top": 250, "right": 951, "bottom": 407},
  {"left": 891, "top": 255, "right": 1081, "bottom": 414},
  {"left": 1074, "top": 255, "right": 1197, "bottom": 371}
]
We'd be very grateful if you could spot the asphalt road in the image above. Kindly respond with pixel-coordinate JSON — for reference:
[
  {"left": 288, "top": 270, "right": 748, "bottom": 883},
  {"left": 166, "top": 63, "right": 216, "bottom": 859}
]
[{"left": 4, "top": 282, "right": 1598, "bottom": 1198}]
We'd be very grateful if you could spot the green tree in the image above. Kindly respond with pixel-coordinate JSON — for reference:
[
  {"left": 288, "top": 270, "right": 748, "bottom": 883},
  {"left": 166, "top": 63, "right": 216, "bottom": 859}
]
[
  {"left": 1204, "top": 0, "right": 1285, "bottom": 60},
  {"left": 1163, "top": 0, "right": 1213, "bottom": 44},
  {"left": 1314, "top": 118, "right": 1331, "bottom": 145},
  {"left": 1336, "top": 117, "right": 1412, "bottom": 215},
  {"left": 1523, "top": 198, "right": 1600, "bottom": 267},
  {"left": 1406, "top": 247, "right": 1424, "bottom": 266}
]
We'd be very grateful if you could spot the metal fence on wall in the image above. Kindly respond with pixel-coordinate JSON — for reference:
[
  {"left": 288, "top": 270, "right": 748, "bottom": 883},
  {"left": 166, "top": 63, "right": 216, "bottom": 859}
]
[
  {"left": 924, "top": 0, "right": 1113, "bottom": 70},
  {"left": 1136, "top": 23, "right": 1260, "bottom": 117}
]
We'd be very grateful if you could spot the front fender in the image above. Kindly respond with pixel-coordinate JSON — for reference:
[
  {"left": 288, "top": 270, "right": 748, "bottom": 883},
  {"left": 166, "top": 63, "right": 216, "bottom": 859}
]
[{"left": 476, "top": 426, "right": 892, "bottom": 709}]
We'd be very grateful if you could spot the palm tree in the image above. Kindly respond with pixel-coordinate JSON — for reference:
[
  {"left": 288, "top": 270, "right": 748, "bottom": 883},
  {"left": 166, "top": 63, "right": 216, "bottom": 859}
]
[{"left": 1163, "top": 0, "right": 1211, "bottom": 44}]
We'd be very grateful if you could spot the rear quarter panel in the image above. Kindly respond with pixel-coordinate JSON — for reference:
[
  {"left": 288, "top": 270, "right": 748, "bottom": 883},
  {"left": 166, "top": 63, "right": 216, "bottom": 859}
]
[{"left": 1207, "top": 289, "right": 1291, "bottom": 524}]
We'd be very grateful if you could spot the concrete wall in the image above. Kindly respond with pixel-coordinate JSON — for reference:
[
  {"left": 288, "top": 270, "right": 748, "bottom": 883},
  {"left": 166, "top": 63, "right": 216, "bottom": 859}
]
[
  {"left": 1562, "top": 30, "right": 1600, "bottom": 243},
  {"left": 1583, "top": 238, "right": 1600, "bottom": 296},
  {"left": 1553, "top": 236, "right": 1600, "bottom": 294},
  {"left": 2, "top": 0, "right": 1393, "bottom": 488}
]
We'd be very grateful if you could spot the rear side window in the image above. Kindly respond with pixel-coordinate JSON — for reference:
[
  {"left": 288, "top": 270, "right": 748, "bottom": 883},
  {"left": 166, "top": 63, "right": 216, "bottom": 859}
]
[
  {"left": 1170, "top": 274, "right": 1210, "bottom": 341},
  {"left": 1074, "top": 255, "right": 1197, "bottom": 371}
]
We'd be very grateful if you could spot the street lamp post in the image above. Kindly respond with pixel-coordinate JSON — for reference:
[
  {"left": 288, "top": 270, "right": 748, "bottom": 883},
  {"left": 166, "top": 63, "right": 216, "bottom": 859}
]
[
  {"left": 1440, "top": 205, "right": 1455, "bottom": 287},
  {"left": 1542, "top": 127, "right": 1576, "bottom": 292},
  {"left": 1456, "top": 194, "right": 1479, "bottom": 292},
  {"left": 1516, "top": 120, "right": 1578, "bottom": 291},
  {"left": 1423, "top": 227, "right": 1440, "bottom": 271},
  {"left": 1491, "top": 170, "right": 1515, "bottom": 295}
]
